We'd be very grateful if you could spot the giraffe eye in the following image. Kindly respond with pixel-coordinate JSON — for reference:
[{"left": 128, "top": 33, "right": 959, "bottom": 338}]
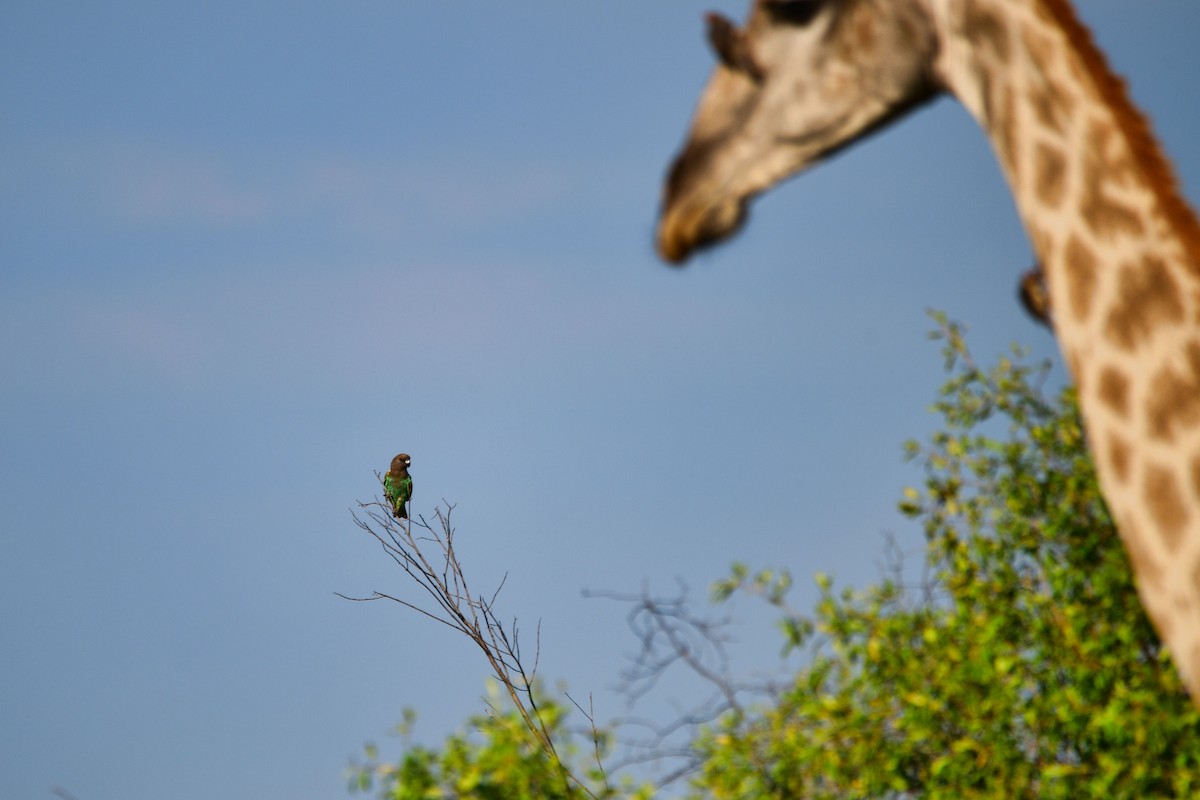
[{"left": 761, "top": 0, "right": 823, "bottom": 25}]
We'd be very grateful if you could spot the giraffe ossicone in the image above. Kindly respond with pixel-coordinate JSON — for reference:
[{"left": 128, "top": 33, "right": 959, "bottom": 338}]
[{"left": 658, "top": 0, "right": 1200, "bottom": 703}]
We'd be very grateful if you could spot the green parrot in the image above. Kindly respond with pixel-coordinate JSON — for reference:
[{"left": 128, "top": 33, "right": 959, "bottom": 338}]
[{"left": 384, "top": 453, "right": 412, "bottom": 519}]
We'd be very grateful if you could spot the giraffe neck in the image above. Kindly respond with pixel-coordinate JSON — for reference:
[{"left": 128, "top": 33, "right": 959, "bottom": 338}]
[{"left": 931, "top": 0, "right": 1200, "bottom": 695}]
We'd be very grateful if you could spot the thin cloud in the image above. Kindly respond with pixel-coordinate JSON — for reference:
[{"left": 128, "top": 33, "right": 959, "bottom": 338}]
[
  {"left": 0, "top": 251, "right": 754, "bottom": 398},
  {"left": 52, "top": 140, "right": 275, "bottom": 228},
  {"left": 16, "top": 138, "right": 577, "bottom": 237}
]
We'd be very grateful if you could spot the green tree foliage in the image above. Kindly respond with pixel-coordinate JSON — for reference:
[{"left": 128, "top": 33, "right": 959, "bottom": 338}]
[
  {"left": 350, "top": 318, "right": 1200, "bottom": 798},
  {"left": 348, "top": 688, "right": 651, "bottom": 800},
  {"left": 695, "top": 316, "right": 1200, "bottom": 798}
]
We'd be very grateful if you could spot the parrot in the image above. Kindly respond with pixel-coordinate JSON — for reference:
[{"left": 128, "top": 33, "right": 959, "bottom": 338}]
[{"left": 384, "top": 453, "right": 412, "bottom": 520}]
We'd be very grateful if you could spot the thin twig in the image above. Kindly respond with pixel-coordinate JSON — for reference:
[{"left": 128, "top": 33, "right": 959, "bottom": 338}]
[{"left": 343, "top": 495, "right": 606, "bottom": 799}]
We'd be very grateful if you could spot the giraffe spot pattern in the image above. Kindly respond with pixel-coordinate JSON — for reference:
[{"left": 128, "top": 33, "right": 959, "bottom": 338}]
[
  {"left": 1144, "top": 463, "right": 1189, "bottom": 553},
  {"left": 1105, "top": 255, "right": 1184, "bottom": 351},
  {"left": 1191, "top": 455, "right": 1200, "bottom": 502},
  {"left": 1193, "top": 555, "right": 1200, "bottom": 614},
  {"left": 1029, "top": 77, "right": 1074, "bottom": 137},
  {"left": 961, "top": 2, "right": 1011, "bottom": 62},
  {"left": 1063, "top": 235, "right": 1097, "bottom": 323},
  {"left": 1085, "top": 118, "right": 1138, "bottom": 186},
  {"left": 852, "top": 13, "right": 875, "bottom": 51},
  {"left": 1034, "top": 143, "right": 1067, "bottom": 208},
  {"left": 975, "top": 68, "right": 1018, "bottom": 181},
  {"left": 831, "top": 4, "right": 878, "bottom": 61},
  {"left": 1097, "top": 367, "right": 1130, "bottom": 418},
  {"left": 1080, "top": 178, "right": 1143, "bottom": 238},
  {"left": 1107, "top": 432, "right": 1131, "bottom": 485},
  {"left": 1146, "top": 340, "right": 1200, "bottom": 441},
  {"left": 1022, "top": 27, "right": 1074, "bottom": 136},
  {"left": 1080, "top": 122, "right": 1145, "bottom": 239}
]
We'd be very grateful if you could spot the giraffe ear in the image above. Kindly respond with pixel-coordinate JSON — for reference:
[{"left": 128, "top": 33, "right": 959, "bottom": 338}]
[{"left": 705, "top": 12, "right": 765, "bottom": 83}]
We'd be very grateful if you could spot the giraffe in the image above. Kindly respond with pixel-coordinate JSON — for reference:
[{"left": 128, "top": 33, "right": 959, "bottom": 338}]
[{"left": 657, "top": 0, "right": 1200, "bottom": 702}]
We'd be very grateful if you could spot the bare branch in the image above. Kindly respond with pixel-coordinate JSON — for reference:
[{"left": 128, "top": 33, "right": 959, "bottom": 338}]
[
  {"left": 343, "top": 496, "right": 608, "bottom": 800},
  {"left": 582, "top": 579, "right": 791, "bottom": 788}
]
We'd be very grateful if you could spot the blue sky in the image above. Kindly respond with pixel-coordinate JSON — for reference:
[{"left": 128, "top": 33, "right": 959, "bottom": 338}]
[{"left": 3, "top": 2, "right": 1199, "bottom": 798}]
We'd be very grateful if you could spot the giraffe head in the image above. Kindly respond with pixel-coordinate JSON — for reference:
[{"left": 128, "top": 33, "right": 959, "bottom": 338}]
[{"left": 658, "top": 0, "right": 941, "bottom": 264}]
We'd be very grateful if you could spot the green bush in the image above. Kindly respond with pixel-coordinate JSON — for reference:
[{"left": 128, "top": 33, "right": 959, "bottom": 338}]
[
  {"left": 352, "top": 318, "right": 1200, "bottom": 799},
  {"left": 693, "top": 316, "right": 1200, "bottom": 799}
]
